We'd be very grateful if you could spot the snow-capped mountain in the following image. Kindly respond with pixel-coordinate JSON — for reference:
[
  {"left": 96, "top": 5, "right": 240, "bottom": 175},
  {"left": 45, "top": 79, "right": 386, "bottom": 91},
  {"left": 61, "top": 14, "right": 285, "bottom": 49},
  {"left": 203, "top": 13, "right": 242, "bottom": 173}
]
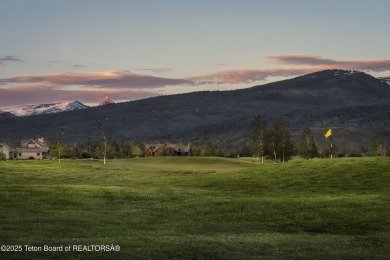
[
  {"left": 0, "top": 101, "right": 88, "bottom": 117},
  {"left": 99, "top": 96, "right": 115, "bottom": 106}
]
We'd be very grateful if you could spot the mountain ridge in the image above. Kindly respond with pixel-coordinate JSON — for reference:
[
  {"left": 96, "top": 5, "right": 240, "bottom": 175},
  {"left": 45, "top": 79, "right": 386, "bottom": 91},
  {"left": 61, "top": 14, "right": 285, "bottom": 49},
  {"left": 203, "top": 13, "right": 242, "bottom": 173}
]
[
  {"left": 1, "top": 69, "right": 389, "bottom": 153},
  {"left": 0, "top": 100, "right": 88, "bottom": 117}
]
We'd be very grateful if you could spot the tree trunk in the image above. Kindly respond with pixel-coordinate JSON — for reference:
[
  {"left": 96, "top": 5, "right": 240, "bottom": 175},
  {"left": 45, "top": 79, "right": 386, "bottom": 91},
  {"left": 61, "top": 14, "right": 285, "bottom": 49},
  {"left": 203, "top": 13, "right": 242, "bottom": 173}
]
[
  {"left": 103, "top": 139, "right": 107, "bottom": 165},
  {"left": 273, "top": 141, "right": 277, "bottom": 162}
]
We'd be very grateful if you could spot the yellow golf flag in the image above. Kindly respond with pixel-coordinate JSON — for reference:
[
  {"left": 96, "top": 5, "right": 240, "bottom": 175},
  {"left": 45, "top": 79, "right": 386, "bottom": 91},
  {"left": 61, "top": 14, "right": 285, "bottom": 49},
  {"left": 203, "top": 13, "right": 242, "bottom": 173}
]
[{"left": 325, "top": 128, "right": 332, "bottom": 138}]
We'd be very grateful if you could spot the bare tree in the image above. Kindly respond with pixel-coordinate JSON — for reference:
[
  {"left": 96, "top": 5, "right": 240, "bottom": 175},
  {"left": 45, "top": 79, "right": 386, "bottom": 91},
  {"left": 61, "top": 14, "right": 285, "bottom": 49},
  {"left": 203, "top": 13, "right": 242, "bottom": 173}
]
[
  {"left": 251, "top": 115, "right": 267, "bottom": 163},
  {"left": 55, "top": 124, "right": 62, "bottom": 163},
  {"left": 95, "top": 122, "right": 108, "bottom": 164},
  {"left": 266, "top": 119, "right": 294, "bottom": 163}
]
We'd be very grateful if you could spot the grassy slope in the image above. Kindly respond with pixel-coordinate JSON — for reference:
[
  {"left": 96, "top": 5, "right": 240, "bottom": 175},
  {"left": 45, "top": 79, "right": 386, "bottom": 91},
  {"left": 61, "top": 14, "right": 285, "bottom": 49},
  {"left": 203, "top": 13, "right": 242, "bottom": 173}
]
[{"left": 0, "top": 157, "right": 389, "bottom": 259}]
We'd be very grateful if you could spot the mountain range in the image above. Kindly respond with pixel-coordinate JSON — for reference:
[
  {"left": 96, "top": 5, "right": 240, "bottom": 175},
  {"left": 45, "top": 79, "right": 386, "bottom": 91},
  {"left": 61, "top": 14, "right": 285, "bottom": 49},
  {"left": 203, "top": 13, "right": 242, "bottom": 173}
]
[
  {"left": 0, "top": 101, "right": 88, "bottom": 117},
  {"left": 1, "top": 69, "right": 389, "bottom": 153},
  {"left": 0, "top": 96, "right": 117, "bottom": 117}
]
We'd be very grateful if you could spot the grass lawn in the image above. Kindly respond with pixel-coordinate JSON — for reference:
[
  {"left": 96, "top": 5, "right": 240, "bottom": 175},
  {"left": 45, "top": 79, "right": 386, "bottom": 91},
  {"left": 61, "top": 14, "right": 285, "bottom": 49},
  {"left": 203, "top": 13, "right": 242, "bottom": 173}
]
[{"left": 0, "top": 157, "right": 389, "bottom": 259}]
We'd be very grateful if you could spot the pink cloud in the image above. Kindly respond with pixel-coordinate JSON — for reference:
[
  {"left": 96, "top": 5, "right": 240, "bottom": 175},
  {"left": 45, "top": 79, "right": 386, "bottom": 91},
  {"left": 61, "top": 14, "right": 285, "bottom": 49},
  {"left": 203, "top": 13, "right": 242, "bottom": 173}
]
[
  {"left": 0, "top": 71, "right": 190, "bottom": 107},
  {"left": 267, "top": 55, "right": 390, "bottom": 72},
  {"left": 1, "top": 71, "right": 191, "bottom": 89}
]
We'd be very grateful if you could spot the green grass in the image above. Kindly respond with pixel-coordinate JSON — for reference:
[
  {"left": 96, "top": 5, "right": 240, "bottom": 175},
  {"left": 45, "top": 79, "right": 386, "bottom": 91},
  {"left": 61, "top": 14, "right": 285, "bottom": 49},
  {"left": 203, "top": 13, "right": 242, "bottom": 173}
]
[{"left": 0, "top": 157, "right": 389, "bottom": 259}]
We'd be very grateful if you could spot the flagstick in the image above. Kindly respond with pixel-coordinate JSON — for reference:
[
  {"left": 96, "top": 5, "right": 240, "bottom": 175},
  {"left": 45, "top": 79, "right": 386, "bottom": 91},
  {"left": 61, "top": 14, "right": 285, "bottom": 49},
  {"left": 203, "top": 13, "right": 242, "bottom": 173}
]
[{"left": 330, "top": 135, "right": 333, "bottom": 159}]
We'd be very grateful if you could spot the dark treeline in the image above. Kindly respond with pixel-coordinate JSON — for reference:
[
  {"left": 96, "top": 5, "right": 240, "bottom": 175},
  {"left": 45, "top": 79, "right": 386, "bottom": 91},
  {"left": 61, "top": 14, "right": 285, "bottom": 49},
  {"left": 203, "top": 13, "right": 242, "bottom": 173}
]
[
  {"left": 47, "top": 139, "right": 248, "bottom": 160},
  {"left": 37, "top": 115, "right": 388, "bottom": 162}
]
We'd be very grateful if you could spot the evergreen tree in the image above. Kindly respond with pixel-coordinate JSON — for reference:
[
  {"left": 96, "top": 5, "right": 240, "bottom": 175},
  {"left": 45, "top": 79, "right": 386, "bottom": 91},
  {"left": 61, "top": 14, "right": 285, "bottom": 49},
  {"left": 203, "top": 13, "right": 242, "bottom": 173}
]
[
  {"left": 109, "top": 138, "right": 121, "bottom": 159},
  {"left": 240, "top": 145, "right": 252, "bottom": 157},
  {"left": 299, "top": 127, "right": 318, "bottom": 159},
  {"left": 120, "top": 140, "right": 133, "bottom": 158},
  {"left": 205, "top": 140, "right": 218, "bottom": 156}
]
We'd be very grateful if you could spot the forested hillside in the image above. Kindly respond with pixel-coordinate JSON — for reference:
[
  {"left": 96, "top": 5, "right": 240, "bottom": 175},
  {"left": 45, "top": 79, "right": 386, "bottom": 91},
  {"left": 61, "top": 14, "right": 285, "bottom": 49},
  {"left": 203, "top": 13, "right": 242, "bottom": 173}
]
[{"left": 1, "top": 70, "right": 389, "bottom": 153}]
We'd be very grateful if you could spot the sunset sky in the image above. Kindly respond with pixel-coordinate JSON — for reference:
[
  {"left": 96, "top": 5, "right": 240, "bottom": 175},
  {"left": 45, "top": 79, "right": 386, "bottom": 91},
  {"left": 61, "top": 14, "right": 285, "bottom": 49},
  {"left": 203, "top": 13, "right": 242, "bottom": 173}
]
[{"left": 1, "top": 0, "right": 390, "bottom": 108}]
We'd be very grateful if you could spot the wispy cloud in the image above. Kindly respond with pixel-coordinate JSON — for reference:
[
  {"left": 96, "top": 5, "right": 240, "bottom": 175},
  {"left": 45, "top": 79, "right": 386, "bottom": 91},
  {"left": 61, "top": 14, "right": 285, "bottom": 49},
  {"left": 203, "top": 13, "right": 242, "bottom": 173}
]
[
  {"left": 266, "top": 55, "right": 390, "bottom": 72},
  {"left": 0, "top": 55, "right": 24, "bottom": 65},
  {"left": 1, "top": 71, "right": 192, "bottom": 89},
  {"left": 267, "top": 55, "right": 340, "bottom": 66},
  {"left": 72, "top": 64, "right": 86, "bottom": 69},
  {"left": 215, "top": 63, "right": 228, "bottom": 67},
  {"left": 135, "top": 68, "right": 174, "bottom": 74}
]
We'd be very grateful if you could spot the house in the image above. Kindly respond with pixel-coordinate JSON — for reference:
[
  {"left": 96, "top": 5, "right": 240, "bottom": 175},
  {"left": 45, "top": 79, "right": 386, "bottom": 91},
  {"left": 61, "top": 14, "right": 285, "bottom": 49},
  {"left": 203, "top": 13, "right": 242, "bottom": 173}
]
[
  {"left": 145, "top": 143, "right": 192, "bottom": 157},
  {"left": 0, "top": 143, "right": 12, "bottom": 159},
  {"left": 14, "top": 139, "right": 50, "bottom": 160}
]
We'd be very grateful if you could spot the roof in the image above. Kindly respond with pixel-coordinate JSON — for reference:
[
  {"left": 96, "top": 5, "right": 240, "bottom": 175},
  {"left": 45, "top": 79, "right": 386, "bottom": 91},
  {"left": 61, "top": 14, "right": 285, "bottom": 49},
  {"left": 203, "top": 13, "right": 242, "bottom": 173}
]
[
  {"left": 0, "top": 143, "right": 11, "bottom": 150},
  {"left": 152, "top": 144, "right": 166, "bottom": 153},
  {"left": 167, "top": 144, "right": 180, "bottom": 152},
  {"left": 21, "top": 139, "right": 48, "bottom": 148},
  {"left": 145, "top": 145, "right": 154, "bottom": 150},
  {"left": 147, "top": 143, "right": 192, "bottom": 153}
]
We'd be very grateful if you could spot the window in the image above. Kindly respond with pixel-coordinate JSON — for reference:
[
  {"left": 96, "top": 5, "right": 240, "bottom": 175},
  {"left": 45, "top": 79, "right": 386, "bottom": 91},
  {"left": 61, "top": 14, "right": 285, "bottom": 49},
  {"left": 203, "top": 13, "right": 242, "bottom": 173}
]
[
  {"left": 19, "top": 153, "right": 21, "bottom": 156},
  {"left": 37, "top": 153, "right": 40, "bottom": 156}
]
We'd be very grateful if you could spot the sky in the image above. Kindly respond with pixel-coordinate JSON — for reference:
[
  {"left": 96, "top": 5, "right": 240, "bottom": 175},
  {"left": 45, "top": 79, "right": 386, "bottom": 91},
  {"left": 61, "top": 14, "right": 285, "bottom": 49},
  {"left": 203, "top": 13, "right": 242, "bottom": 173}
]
[{"left": 1, "top": 0, "right": 390, "bottom": 108}]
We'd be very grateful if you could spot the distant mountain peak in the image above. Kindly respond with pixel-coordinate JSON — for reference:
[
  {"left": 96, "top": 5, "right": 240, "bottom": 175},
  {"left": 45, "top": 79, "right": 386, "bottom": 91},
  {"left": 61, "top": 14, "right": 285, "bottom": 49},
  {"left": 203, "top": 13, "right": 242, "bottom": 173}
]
[
  {"left": 0, "top": 101, "right": 88, "bottom": 117},
  {"left": 99, "top": 96, "right": 115, "bottom": 106},
  {"left": 67, "top": 100, "right": 88, "bottom": 110}
]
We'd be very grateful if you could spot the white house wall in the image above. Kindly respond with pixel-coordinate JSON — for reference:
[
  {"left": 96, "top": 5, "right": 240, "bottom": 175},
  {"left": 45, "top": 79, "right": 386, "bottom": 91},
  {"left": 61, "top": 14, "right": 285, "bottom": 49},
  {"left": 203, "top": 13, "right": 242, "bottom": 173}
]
[{"left": 17, "top": 152, "right": 44, "bottom": 160}]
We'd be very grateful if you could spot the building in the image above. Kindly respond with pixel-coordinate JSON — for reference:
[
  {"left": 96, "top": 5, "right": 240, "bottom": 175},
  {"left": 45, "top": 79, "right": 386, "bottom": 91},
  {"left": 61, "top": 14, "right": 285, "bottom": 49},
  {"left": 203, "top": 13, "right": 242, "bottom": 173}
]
[
  {"left": 145, "top": 143, "right": 192, "bottom": 157},
  {"left": 0, "top": 143, "right": 12, "bottom": 159},
  {"left": 14, "top": 139, "right": 50, "bottom": 160}
]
